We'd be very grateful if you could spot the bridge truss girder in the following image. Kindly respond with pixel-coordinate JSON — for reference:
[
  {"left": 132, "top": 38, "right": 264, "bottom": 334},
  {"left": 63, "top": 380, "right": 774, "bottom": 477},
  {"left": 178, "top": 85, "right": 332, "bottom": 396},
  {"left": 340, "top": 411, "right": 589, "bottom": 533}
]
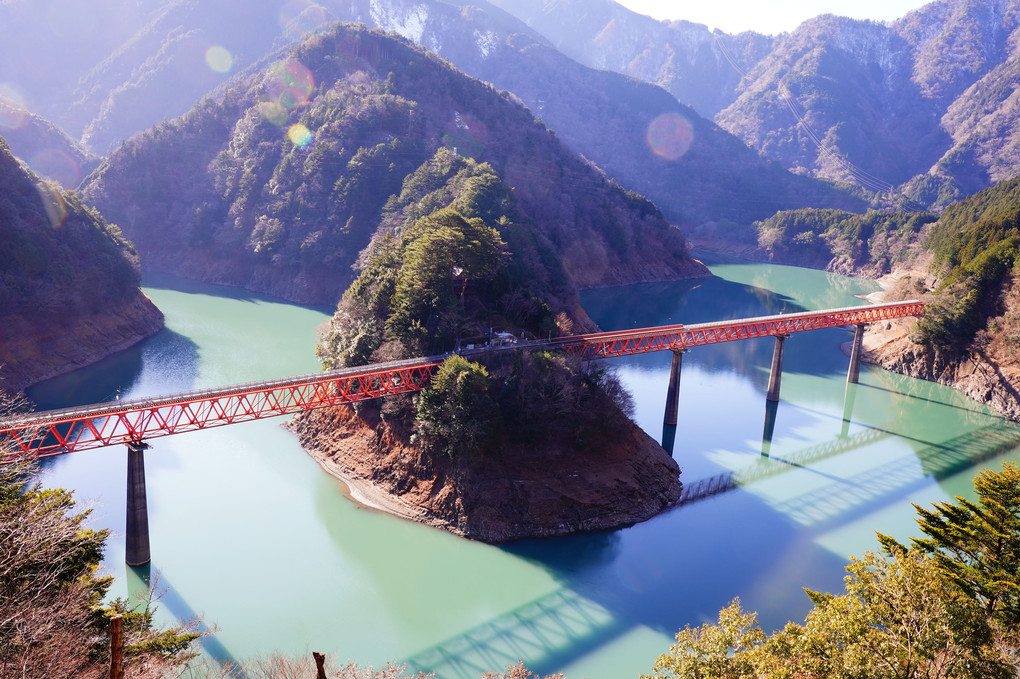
[
  {"left": 1, "top": 300, "right": 923, "bottom": 460},
  {"left": 1, "top": 362, "right": 441, "bottom": 459}
]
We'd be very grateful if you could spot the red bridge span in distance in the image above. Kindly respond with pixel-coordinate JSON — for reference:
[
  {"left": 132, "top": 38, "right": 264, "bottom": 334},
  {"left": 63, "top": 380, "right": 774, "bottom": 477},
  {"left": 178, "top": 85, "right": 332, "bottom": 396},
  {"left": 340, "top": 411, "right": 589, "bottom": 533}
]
[{"left": 0, "top": 300, "right": 923, "bottom": 459}]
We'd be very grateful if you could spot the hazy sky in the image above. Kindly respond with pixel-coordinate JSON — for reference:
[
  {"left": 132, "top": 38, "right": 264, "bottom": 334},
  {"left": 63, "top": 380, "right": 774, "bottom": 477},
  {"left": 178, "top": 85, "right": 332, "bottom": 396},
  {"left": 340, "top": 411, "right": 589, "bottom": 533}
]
[{"left": 614, "top": 0, "right": 934, "bottom": 34}]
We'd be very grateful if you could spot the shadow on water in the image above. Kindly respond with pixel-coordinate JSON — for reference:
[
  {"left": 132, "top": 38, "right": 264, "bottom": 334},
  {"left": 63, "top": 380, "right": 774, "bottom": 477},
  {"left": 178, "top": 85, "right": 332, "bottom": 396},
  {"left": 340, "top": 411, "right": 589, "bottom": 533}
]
[
  {"left": 858, "top": 382, "right": 992, "bottom": 417},
  {"left": 393, "top": 462, "right": 850, "bottom": 678},
  {"left": 403, "top": 589, "right": 626, "bottom": 679},
  {"left": 127, "top": 563, "right": 243, "bottom": 673},
  {"left": 482, "top": 499, "right": 849, "bottom": 677},
  {"left": 400, "top": 408, "right": 1020, "bottom": 679},
  {"left": 584, "top": 276, "right": 861, "bottom": 392},
  {"left": 26, "top": 328, "right": 200, "bottom": 410},
  {"left": 387, "top": 279, "right": 951, "bottom": 677},
  {"left": 142, "top": 271, "right": 334, "bottom": 314},
  {"left": 761, "top": 399, "right": 779, "bottom": 457}
]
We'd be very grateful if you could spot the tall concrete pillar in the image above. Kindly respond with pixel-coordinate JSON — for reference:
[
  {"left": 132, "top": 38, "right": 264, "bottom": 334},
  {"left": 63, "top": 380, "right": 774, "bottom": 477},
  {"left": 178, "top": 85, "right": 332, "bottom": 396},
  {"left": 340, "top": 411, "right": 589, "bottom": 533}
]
[
  {"left": 840, "top": 382, "right": 859, "bottom": 440},
  {"left": 761, "top": 399, "right": 779, "bottom": 457},
  {"left": 662, "top": 349, "right": 685, "bottom": 427},
  {"left": 766, "top": 335, "right": 787, "bottom": 403},
  {"left": 846, "top": 323, "right": 866, "bottom": 385},
  {"left": 661, "top": 424, "right": 677, "bottom": 456},
  {"left": 126, "top": 441, "right": 151, "bottom": 567}
]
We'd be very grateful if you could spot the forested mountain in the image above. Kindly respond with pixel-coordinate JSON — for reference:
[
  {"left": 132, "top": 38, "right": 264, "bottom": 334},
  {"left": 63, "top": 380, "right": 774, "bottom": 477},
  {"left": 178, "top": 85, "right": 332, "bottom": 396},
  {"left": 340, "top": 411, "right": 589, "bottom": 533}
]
[
  {"left": 0, "top": 100, "right": 100, "bottom": 189},
  {"left": 81, "top": 24, "right": 708, "bottom": 308},
  {"left": 494, "top": 0, "right": 1020, "bottom": 211},
  {"left": 485, "top": 0, "right": 773, "bottom": 117},
  {"left": 0, "top": 138, "right": 162, "bottom": 390},
  {"left": 0, "top": 0, "right": 862, "bottom": 232},
  {"left": 293, "top": 145, "right": 683, "bottom": 543}
]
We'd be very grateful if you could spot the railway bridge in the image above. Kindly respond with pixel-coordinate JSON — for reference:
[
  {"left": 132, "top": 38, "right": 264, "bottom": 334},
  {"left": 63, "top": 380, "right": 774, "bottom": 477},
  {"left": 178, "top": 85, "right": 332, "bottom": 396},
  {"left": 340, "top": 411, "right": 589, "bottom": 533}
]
[{"left": 0, "top": 300, "right": 923, "bottom": 564}]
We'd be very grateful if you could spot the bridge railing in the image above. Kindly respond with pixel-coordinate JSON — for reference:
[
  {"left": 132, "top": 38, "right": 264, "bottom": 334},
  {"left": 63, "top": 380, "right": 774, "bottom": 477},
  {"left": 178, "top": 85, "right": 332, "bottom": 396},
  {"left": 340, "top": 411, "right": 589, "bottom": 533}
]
[
  {"left": 1, "top": 301, "right": 924, "bottom": 459},
  {"left": 1, "top": 356, "right": 446, "bottom": 460},
  {"left": 551, "top": 299, "right": 923, "bottom": 359}
]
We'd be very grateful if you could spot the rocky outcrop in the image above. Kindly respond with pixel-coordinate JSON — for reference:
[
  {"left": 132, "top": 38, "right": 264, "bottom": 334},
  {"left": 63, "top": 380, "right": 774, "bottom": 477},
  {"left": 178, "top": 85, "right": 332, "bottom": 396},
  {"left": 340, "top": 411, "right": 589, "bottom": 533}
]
[
  {"left": 286, "top": 403, "right": 682, "bottom": 542},
  {"left": 860, "top": 267, "right": 1020, "bottom": 423},
  {"left": 0, "top": 294, "right": 163, "bottom": 392},
  {"left": 864, "top": 317, "right": 1020, "bottom": 422}
]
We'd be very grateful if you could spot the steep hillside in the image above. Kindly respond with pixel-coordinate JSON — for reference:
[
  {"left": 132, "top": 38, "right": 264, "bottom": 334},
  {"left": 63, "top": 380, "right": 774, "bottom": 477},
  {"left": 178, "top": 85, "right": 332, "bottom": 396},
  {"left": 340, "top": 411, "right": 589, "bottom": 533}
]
[
  {"left": 0, "top": 138, "right": 163, "bottom": 391},
  {"left": 453, "top": 25, "right": 864, "bottom": 231},
  {"left": 718, "top": 0, "right": 1020, "bottom": 205},
  {"left": 753, "top": 208, "right": 937, "bottom": 274},
  {"left": 289, "top": 147, "right": 682, "bottom": 541},
  {"left": 498, "top": 0, "right": 1020, "bottom": 211},
  {"left": 484, "top": 0, "right": 773, "bottom": 118},
  {"left": 1, "top": 0, "right": 862, "bottom": 234},
  {"left": 762, "top": 177, "right": 1020, "bottom": 420},
  {"left": 0, "top": 100, "right": 100, "bottom": 189},
  {"left": 81, "top": 24, "right": 708, "bottom": 306},
  {"left": 716, "top": 16, "right": 947, "bottom": 192},
  {"left": 863, "top": 177, "right": 1020, "bottom": 420}
]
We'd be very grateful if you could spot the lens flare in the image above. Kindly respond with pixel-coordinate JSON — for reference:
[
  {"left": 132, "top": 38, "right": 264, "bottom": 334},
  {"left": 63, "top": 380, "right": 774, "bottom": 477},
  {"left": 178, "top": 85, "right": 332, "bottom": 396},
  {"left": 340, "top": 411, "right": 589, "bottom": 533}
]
[
  {"left": 646, "top": 112, "right": 694, "bottom": 160},
  {"left": 205, "top": 46, "right": 234, "bottom": 74},
  {"left": 258, "top": 101, "right": 289, "bottom": 126},
  {"left": 0, "top": 85, "right": 28, "bottom": 130},
  {"left": 288, "top": 123, "right": 313, "bottom": 148},
  {"left": 36, "top": 182, "right": 67, "bottom": 228},
  {"left": 266, "top": 60, "right": 315, "bottom": 109},
  {"left": 30, "top": 148, "right": 82, "bottom": 189}
]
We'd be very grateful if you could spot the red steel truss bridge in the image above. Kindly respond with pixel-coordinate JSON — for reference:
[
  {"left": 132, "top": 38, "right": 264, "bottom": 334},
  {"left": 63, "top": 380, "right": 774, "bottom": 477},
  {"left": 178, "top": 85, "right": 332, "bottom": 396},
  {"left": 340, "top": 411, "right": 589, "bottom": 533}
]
[
  {"left": 549, "top": 299, "right": 924, "bottom": 359},
  {"left": 0, "top": 300, "right": 923, "bottom": 460}
]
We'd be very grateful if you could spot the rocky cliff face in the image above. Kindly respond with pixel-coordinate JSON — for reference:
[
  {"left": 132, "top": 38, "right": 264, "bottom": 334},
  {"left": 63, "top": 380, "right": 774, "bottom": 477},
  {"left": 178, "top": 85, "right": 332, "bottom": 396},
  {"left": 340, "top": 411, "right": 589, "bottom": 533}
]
[
  {"left": 865, "top": 316, "right": 1020, "bottom": 422},
  {"left": 0, "top": 295, "right": 163, "bottom": 392},
  {"left": 286, "top": 403, "right": 682, "bottom": 542}
]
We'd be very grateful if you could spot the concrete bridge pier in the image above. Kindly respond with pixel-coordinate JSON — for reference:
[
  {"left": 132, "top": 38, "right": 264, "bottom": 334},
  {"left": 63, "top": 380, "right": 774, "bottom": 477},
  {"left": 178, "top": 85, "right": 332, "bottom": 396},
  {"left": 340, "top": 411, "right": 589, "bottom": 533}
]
[
  {"left": 766, "top": 335, "right": 787, "bottom": 403},
  {"left": 840, "top": 383, "right": 859, "bottom": 439},
  {"left": 661, "top": 424, "right": 677, "bottom": 456},
  {"left": 662, "top": 349, "right": 686, "bottom": 427},
  {"left": 761, "top": 399, "right": 779, "bottom": 457},
  {"left": 846, "top": 324, "right": 866, "bottom": 385},
  {"left": 126, "top": 441, "right": 151, "bottom": 567}
]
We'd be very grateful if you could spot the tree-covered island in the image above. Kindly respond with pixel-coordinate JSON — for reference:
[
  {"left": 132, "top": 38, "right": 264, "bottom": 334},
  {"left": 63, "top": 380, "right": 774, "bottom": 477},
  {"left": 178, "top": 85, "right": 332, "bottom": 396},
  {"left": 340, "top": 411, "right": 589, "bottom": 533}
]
[{"left": 288, "top": 149, "right": 682, "bottom": 542}]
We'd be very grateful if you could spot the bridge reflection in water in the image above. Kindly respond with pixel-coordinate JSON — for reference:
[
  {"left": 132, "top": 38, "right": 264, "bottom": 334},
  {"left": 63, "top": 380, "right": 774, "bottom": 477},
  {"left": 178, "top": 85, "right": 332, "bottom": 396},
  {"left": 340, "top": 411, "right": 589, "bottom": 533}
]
[
  {"left": 403, "top": 589, "right": 620, "bottom": 679},
  {"left": 0, "top": 300, "right": 925, "bottom": 569},
  {"left": 401, "top": 414, "right": 1020, "bottom": 678}
]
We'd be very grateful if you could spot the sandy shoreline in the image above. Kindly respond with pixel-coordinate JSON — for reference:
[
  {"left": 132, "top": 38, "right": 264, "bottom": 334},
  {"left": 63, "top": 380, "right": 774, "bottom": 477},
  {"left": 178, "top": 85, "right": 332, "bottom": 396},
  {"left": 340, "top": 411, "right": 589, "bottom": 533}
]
[{"left": 308, "top": 448, "right": 423, "bottom": 521}]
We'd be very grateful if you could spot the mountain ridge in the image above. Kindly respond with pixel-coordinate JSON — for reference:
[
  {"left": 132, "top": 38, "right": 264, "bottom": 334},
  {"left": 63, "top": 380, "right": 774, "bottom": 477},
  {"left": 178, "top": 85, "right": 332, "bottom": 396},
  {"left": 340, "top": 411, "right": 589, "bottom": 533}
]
[{"left": 81, "top": 24, "right": 709, "bottom": 309}]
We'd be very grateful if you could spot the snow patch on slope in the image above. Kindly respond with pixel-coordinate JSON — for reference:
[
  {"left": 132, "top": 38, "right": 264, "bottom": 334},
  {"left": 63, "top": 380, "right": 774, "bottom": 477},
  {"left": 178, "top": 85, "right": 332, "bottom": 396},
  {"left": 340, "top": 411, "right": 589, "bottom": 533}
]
[{"left": 370, "top": 0, "right": 428, "bottom": 46}]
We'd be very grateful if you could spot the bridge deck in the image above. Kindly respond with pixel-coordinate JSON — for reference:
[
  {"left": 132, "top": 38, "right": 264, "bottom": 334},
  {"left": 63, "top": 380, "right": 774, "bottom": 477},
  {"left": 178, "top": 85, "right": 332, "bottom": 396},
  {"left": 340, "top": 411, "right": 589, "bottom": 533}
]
[{"left": 0, "top": 300, "right": 922, "bottom": 459}]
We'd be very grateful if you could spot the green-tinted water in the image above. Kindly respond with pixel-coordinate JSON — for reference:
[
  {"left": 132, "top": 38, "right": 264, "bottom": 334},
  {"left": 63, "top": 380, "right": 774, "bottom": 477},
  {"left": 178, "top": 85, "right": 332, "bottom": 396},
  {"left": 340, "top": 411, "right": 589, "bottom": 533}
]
[{"left": 28, "top": 264, "right": 1020, "bottom": 678}]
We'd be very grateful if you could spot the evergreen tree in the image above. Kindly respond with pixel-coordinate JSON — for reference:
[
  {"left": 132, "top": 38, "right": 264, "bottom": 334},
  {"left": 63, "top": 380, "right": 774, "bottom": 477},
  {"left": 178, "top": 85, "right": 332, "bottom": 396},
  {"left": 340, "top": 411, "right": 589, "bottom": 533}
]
[
  {"left": 881, "top": 463, "right": 1020, "bottom": 632},
  {"left": 0, "top": 390, "right": 199, "bottom": 678}
]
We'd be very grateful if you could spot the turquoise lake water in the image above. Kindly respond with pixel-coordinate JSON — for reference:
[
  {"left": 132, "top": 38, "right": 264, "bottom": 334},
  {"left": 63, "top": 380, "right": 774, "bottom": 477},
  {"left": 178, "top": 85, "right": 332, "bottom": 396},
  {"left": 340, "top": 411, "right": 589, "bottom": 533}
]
[{"left": 28, "top": 263, "right": 1020, "bottom": 678}]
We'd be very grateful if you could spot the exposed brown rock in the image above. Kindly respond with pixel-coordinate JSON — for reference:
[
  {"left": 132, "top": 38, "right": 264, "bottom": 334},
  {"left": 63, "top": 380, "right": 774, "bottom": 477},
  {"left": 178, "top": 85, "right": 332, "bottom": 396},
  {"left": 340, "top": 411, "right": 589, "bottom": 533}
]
[
  {"left": 867, "top": 337, "right": 1020, "bottom": 421},
  {"left": 861, "top": 269, "right": 1020, "bottom": 422},
  {"left": 0, "top": 294, "right": 163, "bottom": 391},
  {"left": 286, "top": 403, "right": 682, "bottom": 542}
]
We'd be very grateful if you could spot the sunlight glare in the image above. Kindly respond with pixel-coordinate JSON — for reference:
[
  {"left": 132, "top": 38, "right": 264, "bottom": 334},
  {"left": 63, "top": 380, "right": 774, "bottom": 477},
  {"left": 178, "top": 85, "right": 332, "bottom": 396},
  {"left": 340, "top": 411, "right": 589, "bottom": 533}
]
[
  {"left": 287, "top": 123, "right": 314, "bottom": 148},
  {"left": 266, "top": 59, "right": 315, "bottom": 109},
  {"left": 279, "top": 0, "right": 332, "bottom": 40},
  {"left": 205, "top": 46, "right": 234, "bottom": 74},
  {"left": 257, "top": 101, "right": 289, "bottom": 126},
  {"left": 36, "top": 182, "right": 67, "bottom": 228},
  {"left": 646, "top": 112, "right": 694, "bottom": 160},
  {"left": 0, "top": 85, "right": 29, "bottom": 129}
]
